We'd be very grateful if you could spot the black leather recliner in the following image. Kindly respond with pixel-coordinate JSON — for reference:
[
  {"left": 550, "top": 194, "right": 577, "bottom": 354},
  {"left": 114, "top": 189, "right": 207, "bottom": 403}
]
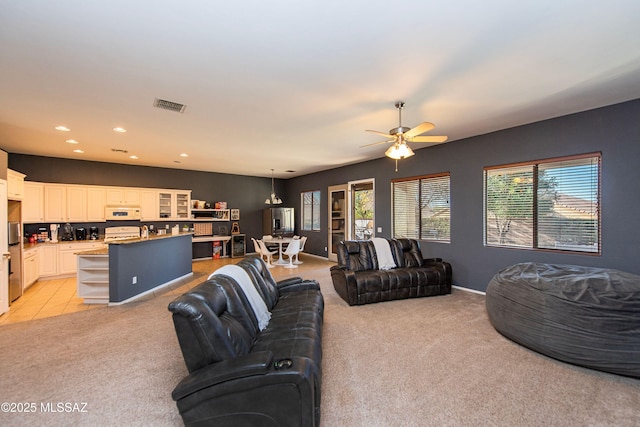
[
  {"left": 168, "top": 256, "right": 324, "bottom": 426},
  {"left": 330, "top": 238, "right": 452, "bottom": 306}
]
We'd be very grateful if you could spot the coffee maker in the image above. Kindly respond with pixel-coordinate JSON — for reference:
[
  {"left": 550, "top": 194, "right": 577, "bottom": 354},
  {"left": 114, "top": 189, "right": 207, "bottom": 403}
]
[
  {"left": 89, "top": 226, "right": 99, "bottom": 240},
  {"left": 75, "top": 227, "right": 87, "bottom": 240},
  {"left": 61, "top": 223, "right": 74, "bottom": 241}
]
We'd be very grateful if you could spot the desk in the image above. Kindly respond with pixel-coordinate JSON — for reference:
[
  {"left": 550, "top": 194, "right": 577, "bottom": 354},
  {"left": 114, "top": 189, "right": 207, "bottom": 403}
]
[
  {"left": 192, "top": 235, "right": 232, "bottom": 258},
  {"left": 262, "top": 236, "right": 292, "bottom": 265}
]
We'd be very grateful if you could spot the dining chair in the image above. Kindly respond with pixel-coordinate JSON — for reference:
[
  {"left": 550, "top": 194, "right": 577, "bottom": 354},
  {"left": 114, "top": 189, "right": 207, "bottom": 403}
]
[
  {"left": 293, "top": 236, "right": 307, "bottom": 264},
  {"left": 282, "top": 239, "right": 301, "bottom": 269},
  {"left": 257, "top": 239, "right": 277, "bottom": 268}
]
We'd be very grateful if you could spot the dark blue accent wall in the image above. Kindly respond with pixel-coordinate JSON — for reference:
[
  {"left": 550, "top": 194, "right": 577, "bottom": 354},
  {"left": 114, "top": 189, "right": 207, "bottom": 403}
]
[
  {"left": 285, "top": 99, "right": 640, "bottom": 291},
  {"left": 109, "top": 234, "right": 192, "bottom": 302}
]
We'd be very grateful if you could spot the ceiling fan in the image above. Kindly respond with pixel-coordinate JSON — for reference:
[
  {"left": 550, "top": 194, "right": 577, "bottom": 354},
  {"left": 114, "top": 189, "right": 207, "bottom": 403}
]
[{"left": 362, "top": 101, "right": 448, "bottom": 168}]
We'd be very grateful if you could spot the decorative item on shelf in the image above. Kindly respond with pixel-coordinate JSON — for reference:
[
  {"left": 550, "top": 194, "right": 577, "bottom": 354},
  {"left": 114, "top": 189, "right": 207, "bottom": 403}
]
[
  {"left": 231, "top": 222, "right": 240, "bottom": 234},
  {"left": 265, "top": 168, "right": 283, "bottom": 204},
  {"left": 231, "top": 209, "right": 240, "bottom": 221},
  {"left": 215, "top": 202, "right": 228, "bottom": 209}
]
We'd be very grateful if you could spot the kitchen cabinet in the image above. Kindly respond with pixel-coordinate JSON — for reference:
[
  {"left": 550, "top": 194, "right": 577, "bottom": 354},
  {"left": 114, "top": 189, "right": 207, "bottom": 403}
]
[
  {"left": 44, "top": 184, "right": 87, "bottom": 222},
  {"left": 159, "top": 190, "right": 191, "bottom": 220},
  {"left": 106, "top": 188, "right": 140, "bottom": 205},
  {"left": 39, "top": 242, "right": 106, "bottom": 278},
  {"left": 66, "top": 185, "right": 87, "bottom": 222},
  {"left": 58, "top": 242, "right": 105, "bottom": 276},
  {"left": 7, "top": 169, "right": 26, "bottom": 200},
  {"left": 23, "top": 182, "right": 45, "bottom": 223},
  {"left": 44, "top": 184, "right": 66, "bottom": 222},
  {"left": 23, "top": 248, "right": 38, "bottom": 290},
  {"left": 140, "top": 190, "right": 158, "bottom": 220},
  {"left": 38, "top": 245, "right": 58, "bottom": 277},
  {"left": 87, "top": 187, "right": 107, "bottom": 221}
]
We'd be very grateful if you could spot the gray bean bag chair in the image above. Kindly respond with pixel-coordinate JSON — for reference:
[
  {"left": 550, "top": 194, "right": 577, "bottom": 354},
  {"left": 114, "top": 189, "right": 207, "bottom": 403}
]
[{"left": 486, "top": 262, "right": 640, "bottom": 378}]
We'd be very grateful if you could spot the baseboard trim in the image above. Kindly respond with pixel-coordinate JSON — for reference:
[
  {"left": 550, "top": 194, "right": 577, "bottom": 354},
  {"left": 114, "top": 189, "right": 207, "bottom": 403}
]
[
  {"left": 108, "top": 272, "right": 194, "bottom": 306},
  {"left": 452, "top": 285, "right": 486, "bottom": 296}
]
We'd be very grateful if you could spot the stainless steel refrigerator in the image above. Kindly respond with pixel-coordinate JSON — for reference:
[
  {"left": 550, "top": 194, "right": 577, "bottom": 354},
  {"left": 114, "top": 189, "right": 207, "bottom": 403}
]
[
  {"left": 263, "top": 208, "right": 295, "bottom": 237},
  {"left": 8, "top": 222, "right": 22, "bottom": 303}
]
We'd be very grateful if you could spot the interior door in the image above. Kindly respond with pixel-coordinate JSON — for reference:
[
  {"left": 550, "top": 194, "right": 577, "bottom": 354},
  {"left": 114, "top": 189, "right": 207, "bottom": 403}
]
[{"left": 1, "top": 180, "right": 9, "bottom": 315}]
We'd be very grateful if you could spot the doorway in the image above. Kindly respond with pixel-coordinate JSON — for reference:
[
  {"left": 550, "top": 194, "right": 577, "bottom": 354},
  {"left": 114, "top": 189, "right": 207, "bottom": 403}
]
[{"left": 349, "top": 180, "right": 374, "bottom": 241}]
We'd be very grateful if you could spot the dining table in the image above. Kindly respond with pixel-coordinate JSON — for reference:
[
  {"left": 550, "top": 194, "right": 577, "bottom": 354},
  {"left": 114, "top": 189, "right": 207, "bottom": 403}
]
[{"left": 262, "top": 236, "right": 293, "bottom": 265}]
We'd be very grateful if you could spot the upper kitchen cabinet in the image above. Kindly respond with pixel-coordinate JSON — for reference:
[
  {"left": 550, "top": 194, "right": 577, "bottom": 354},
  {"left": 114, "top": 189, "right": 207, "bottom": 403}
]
[
  {"left": 23, "top": 182, "right": 45, "bottom": 223},
  {"left": 159, "top": 190, "right": 191, "bottom": 220},
  {"left": 106, "top": 188, "right": 140, "bottom": 206},
  {"left": 7, "top": 169, "right": 26, "bottom": 200},
  {"left": 44, "top": 184, "right": 87, "bottom": 222},
  {"left": 87, "top": 187, "right": 107, "bottom": 222},
  {"left": 140, "top": 190, "right": 159, "bottom": 220}
]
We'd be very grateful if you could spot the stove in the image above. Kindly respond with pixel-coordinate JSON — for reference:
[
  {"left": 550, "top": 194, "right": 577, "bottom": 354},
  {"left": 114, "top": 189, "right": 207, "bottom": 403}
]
[{"left": 104, "top": 226, "right": 141, "bottom": 242}]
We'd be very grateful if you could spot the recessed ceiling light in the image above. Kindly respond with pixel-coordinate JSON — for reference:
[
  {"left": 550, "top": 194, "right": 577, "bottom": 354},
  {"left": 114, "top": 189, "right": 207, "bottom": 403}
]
[
  {"left": 73, "top": 149, "right": 84, "bottom": 153},
  {"left": 66, "top": 139, "right": 79, "bottom": 144},
  {"left": 180, "top": 153, "right": 188, "bottom": 157},
  {"left": 113, "top": 127, "right": 127, "bottom": 133},
  {"left": 55, "top": 125, "right": 70, "bottom": 132},
  {"left": 129, "top": 155, "right": 138, "bottom": 159}
]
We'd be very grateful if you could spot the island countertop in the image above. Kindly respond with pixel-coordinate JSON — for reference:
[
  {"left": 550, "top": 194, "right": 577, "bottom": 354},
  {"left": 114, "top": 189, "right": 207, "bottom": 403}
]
[
  {"left": 76, "top": 232, "right": 193, "bottom": 304},
  {"left": 75, "top": 232, "right": 193, "bottom": 255}
]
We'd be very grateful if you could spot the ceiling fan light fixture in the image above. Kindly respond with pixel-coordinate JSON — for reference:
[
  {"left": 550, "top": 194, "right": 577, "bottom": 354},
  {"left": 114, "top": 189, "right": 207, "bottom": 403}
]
[{"left": 385, "top": 143, "right": 414, "bottom": 160}]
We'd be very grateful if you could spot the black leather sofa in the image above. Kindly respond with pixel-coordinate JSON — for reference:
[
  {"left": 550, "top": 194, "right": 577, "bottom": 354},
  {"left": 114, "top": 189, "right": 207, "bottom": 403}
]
[
  {"left": 168, "top": 256, "right": 324, "bottom": 426},
  {"left": 330, "top": 238, "right": 452, "bottom": 306}
]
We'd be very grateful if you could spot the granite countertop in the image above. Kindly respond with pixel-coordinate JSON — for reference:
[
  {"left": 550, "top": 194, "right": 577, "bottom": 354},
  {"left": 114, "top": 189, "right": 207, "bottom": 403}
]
[
  {"left": 75, "top": 232, "right": 193, "bottom": 255},
  {"left": 106, "top": 231, "right": 193, "bottom": 245}
]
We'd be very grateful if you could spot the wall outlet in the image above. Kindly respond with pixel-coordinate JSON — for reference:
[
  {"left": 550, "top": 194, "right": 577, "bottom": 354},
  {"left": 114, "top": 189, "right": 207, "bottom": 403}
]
[
  {"left": 377, "top": 227, "right": 382, "bottom": 233},
  {"left": 132, "top": 276, "right": 137, "bottom": 285},
  {"left": 324, "top": 247, "right": 327, "bottom": 252}
]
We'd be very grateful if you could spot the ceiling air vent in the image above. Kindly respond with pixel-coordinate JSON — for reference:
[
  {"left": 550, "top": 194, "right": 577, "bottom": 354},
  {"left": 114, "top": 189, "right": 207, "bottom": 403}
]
[{"left": 153, "top": 98, "right": 186, "bottom": 113}]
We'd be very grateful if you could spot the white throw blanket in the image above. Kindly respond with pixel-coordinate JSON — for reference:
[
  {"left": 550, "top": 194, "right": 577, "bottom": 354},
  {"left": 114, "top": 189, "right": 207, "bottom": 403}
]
[
  {"left": 210, "top": 265, "right": 271, "bottom": 330},
  {"left": 372, "top": 237, "right": 396, "bottom": 270}
]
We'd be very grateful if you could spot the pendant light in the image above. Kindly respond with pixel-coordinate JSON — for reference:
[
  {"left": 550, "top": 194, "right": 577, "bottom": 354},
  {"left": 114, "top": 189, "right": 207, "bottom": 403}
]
[{"left": 265, "top": 169, "right": 283, "bottom": 204}]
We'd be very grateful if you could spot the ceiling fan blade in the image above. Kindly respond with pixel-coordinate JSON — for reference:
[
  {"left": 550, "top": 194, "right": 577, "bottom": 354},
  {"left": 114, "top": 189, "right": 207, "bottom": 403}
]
[
  {"left": 365, "top": 129, "right": 394, "bottom": 139},
  {"left": 403, "top": 122, "right": 435, "bottom": 138},
  {"left": 410, "top": 135, "right": 448, "bottom": 143},
  {"left": 360, "top": 139, "right": 394, "bottom": 148}
]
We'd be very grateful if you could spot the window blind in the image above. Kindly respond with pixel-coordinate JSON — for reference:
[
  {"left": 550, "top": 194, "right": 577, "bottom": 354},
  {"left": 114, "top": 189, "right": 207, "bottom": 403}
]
[
  {"left": 484, "top": 153, "right": 600, "bottom": 253},
  {"left": 392, "top": 173, "right": 450, "bottom": 242}
]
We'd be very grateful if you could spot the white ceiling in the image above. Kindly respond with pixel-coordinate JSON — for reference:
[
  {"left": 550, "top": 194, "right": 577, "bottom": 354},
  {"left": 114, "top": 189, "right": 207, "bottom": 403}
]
[{"left": 2, "top": 1, "right": 640, "bottom": 178}]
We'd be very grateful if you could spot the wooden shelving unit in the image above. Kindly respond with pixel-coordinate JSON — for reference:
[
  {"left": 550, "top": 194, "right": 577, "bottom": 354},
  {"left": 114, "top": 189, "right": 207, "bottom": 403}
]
[
  {"left": 77, "top": 254, "right": 109, "bottom": 304},
  {"left": 192, "top": 209, "right": 230, "bottom": 221}
]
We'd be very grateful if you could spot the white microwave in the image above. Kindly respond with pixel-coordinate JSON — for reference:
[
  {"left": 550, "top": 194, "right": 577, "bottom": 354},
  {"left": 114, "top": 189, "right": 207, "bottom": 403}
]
[{"left": 105, "top": 206, "right": 141, "bottom": 220}]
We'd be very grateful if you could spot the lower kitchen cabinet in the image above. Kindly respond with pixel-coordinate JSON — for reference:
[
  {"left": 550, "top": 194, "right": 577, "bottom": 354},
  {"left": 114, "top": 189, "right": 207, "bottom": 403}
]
[
  {"left": 39, "top": 242, "right": 106, "bottom": 279},
  {"left": 38, "top": 245, "right": 58, "bottom": 277},
  {"left": 23, "top": 248, "right": 39, "bottom": 290}
]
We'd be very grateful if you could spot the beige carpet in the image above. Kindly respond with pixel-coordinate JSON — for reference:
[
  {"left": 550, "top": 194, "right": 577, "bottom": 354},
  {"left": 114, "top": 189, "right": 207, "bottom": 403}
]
[{"left": 0, "top": 268, "right": 639, "bottom": 426}]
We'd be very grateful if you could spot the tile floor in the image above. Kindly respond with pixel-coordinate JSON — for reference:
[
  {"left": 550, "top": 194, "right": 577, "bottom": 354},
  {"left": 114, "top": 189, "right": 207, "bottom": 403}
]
[{"left": 0, "top": 254, "right": 334, "bottom": 326}]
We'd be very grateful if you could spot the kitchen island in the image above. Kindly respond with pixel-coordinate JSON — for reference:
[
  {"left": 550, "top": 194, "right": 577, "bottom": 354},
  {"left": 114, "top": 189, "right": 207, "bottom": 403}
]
[{"left": 77, "top": 232, "right": 192, "bottom": 304}]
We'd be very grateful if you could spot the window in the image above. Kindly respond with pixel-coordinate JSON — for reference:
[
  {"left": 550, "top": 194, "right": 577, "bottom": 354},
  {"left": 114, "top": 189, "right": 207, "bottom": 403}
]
[
  {"left": 392, "top": 173, "right": 450, "bottom": 242},
  {"left": 301, "top": 190, "right": 321, "bottom": 231},
  {"left": 484, "top": 153, "right": 600, "bottom": 253}
]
